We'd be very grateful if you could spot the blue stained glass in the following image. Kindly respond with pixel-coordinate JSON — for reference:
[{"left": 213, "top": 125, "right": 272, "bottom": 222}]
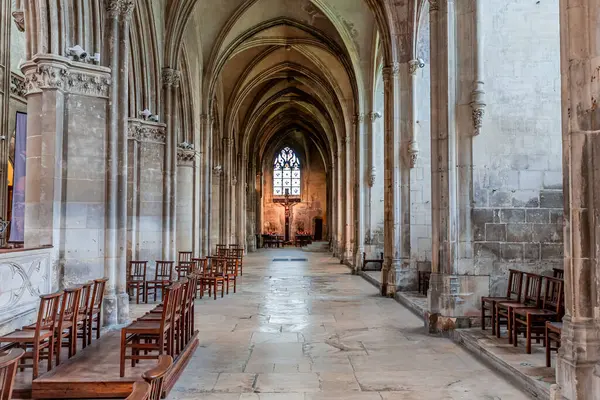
[{"left": 273, "top": 147, "right": 301, "bottom": 197}]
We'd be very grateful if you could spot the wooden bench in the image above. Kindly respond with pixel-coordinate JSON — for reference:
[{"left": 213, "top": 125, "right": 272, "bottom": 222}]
[{"left": 362, "top": 252, "right": 383, "bottom": 271}]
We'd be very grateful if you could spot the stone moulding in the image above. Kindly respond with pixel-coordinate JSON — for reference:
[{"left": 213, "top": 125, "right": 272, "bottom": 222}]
[
  {"left": 21, "top": 55, "right": 111, "bottom": 98},
  {"left": 0, "top": 248, "right": 52, "bottom": 330},
  {"left": 128, "top": 118, "right": 167, "bottom": 144}
]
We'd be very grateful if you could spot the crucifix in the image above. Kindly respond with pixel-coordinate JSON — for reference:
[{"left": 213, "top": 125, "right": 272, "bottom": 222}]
[{"left": 274, "top": 189, "right": 301, "bottom": 243}]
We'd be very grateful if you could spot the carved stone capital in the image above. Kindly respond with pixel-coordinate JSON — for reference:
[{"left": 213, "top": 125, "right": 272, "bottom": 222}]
[
  {"left": 177, "top": 146, "right": 196, "bottom": 166},
  {"left": 128, "top": 118, "right": 166, "bottom": 144},
  {"left": 367, "top": 167, "right": 376, "bottom": 187},
  {"left": 382, "top": 63, "right": 400, "bottom": 82},
  {"left": 368, "top": 111, "right": 382, "bottom": 122},
  {"left": 429, "top": 0, "right": 440, "bottom": 12},
  {"left": 162, "top": 68, "right": 181, "bottom": 88},
  {"left": 22, "top": 55, "right": 111, "bottom": 98},
  {"left": 222, "top": 137, "right": 233, "bottom": 147},
  {"left": 105, "top": 0, "right": 134, "bottom": 19},
  {"left": 12, "top": 10, "right": 24, "bottom": 32},
  {"left": 213, "top": 165, "right": 223, "bottom": 177},
  {"left": 408, "top": 59, "right": 425, "bottom": 76},
  {"left": 470, "top": 83, "right": 486, "bottom": 136},
  {"left": 353, "top": 113, "right": 365, "bottom": 125},
  {"left": 407, "top": 140, "right": 419, "bottom": 168},
  {"left": 231, "top": 176, "right": 238, "bottom": 186},
  {"left": 10, "top": 73, "right": 26, "bottom": 100}
]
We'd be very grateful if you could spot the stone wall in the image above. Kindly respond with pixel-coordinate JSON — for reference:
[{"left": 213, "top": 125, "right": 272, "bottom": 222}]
[{"left": 473, "top": 0, "right": 562, "bottom": 295}]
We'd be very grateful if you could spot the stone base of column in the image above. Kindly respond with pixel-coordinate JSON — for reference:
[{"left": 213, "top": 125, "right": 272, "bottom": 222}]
[
  {"left": 555, "top": 317, "right": 600, "bottom": 400},
  {"left": 381, "top": 261, "right": 417, "bottom": 296},
  {"left": 352, "top": 248, "right": 364, "bottom": 274},
  {"left": 337, "top": 243, "right": 345, "bottom": 263},
  {"left": 103, "top": 291, "right": 131, "bottom": 327},
  {"left": 425, "top": 273, "right": 489, "bottom": 334}
]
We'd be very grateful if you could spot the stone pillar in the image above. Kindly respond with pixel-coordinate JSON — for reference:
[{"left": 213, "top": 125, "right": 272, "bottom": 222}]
[
  {"left": 337, "top": 145, "right": 345, "bottom": 259},
  {"left": 176, "top": 146, "right": 195, "bottom": 253},
  {"left": 238, "top": 156, "right": 248, "bottom": 249},
  {"left": 102, "top": 0, "right": 134, "bottom": 325},
  {"left": 0, "top": 0, "right": 11, "bottom": 221},
  {"left": 353, "top": 114, "right": 366, "bottom": 272},
  {"left": 366, "top": 111, "right": 381, "bottom": 244},
  {"left": 554, "top": 0, "right": 600, "bottom": 398},
  {"left": 381, "top": 63, "right": 402, "bottom": 296},
  {"left": 344, "top": 117, "right": 355, "bottom": 264},
  {"left": 200, "top": 114, "right": 212, "bottom": 256},
  {"left": 222, "top": 137, "right": 233, "bottom": 245},
  {"left": 426, "top": 0, "right": 489, "bottom": 333},
  {"left": 162, "top": 68, "right": 180, "bottom": 261}
]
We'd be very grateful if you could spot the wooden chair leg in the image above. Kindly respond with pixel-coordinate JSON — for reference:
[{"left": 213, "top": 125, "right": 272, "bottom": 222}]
[
  {"left": 507, "top": 308, "right": 513, "bottom": 344},
  {"left": 526, "top": 315, "right": 532, "bottom": 354},
  {"left": 491, "top": 305, "right": 496, "bottom": 334},
  {"left": 120, "top": 330, "right": 126, "bottom": 377},
  {"left": 213, "top": 281, "right": 217, "bottom": 300},
  {"left": 96, "top": 315, "right": 101, "bottom": 339},
  {"left": 495, "top": 305, "right": 501, "bottom": 338},
  {"left": 545, "top": 325, "right": 551, "bottom": 368},
  {"left": 481, "top": 301, "right": 485, "bottom": 330}
]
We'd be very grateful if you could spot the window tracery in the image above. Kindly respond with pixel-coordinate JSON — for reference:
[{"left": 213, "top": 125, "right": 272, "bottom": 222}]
[{"left": 273, "top": 147, "right": 300, "bottom": 196}]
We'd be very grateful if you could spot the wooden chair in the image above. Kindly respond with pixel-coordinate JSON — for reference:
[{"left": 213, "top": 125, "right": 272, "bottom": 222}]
[
  {"left": 362, "top": 252, "right": 383, "bottom": 271},
  {"left": 120, "top": 283, "right": 179, "bottom": 377},
  {"left": 142, "top": 355, "right": 173, "bottom": 400},
  {"left": 76, "top": 281, "right": 93, "bottom": 349},
  {"left": 224, "top": 257, "right": 239, "bottom": 294},
  {"left": 228, "top": 247, "right": 244, "bottom": 276},
  {"left": 125, "top": 381, "right": 151, "bottom": 400},
  {"left": 88, "top": 278, "right": 108, "bottom": 344},
  {"left": 512, "top": 277, "right": 564, "bottom": 353},
  {"left": 192, "top": 258, "right": 208, "bottom": 296},
  {"left": 145, "top": 261, "right": 174, "bottom": 302},
  {"left": 553, "top": 268, "right": 564, "bottom": 279},
  {"left": 183, "top": 274, "right": 198, "bottom": 345},
  {"left": 54, "top": 287, "right": 82, "bottom": 365},
  {"left": 199, "top": 257, "right": 225, "bottom": 300},
  {"left": 545, "top": 321, "right": 562, "bottom": 367},
  {"left": 496, "top": 273, "right": 543, "bottom": 343},
  {"left": 0, "top": 348, "right": 25, "bottom": 400},
  {"left": 481, "top": 269, "right": 524, "bottom": 331},
  {"left": 0, "top": 292, "right": 62, "bottom": 379},
  {"left": 178, "top": 251, "right": 192, "bottom": 263},
  {"left": 127, "top": 261, "right": 148, "bottom": 304}
]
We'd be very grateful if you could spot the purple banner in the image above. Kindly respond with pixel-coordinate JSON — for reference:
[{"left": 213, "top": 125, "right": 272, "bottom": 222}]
[{"left": 9, "top": 112, "right": 26, "bottom": 242}]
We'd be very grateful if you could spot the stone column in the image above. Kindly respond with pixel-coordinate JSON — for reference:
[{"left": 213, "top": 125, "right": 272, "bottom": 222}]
[
  {"left": 554, "top": 0, "right": 600, "bottom": 398},
  {"left": 0, "top": 0, "right": 11, "bottom": 221},
  {"left": 103, "top": 0, "right": 134, "bottom": 325},
  {"left": 239, "top": 156, "right": 248, "bottom": 249},
  {"left": 381, "top": 63, "right": 401, "bottom": 296},
  {"left": 176, "top": 146, "right": 195, "bottom": 253},
  {"left": 339, "top": 139, "right": 347, "bottom": 262},
  {"left": 353, "top": 114, "right": 366, "bottom": 271},
  {"left": 222, "top": 137, "right": 233, "bottom": 245},
  {"left": 366, "top": 111, "right": 381, "bottom": 243},
  {"left": 426, "top": 0, "right": 489, "bottom": 333},
  {"left": 162, "top": 68, "right": 180, "bottom": 260},
  {"left": 200, "top": 114, "right": 212, "bottom": 256}
]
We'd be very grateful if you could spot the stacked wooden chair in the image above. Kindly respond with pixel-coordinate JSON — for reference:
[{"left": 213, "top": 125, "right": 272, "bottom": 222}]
[
  {"left": 124, "top": 355, "right": 173, "bottom": 400},
  {"left": 120, "top": 275, "right": 197, "bottom": 377},
  {"left": 198, "top": 257, "right": 225, "bottom": 300},
  {"left": 145, "top": 261, "right": 174, "bottom": 303},
  {"left": 481, "top": 269, "right": 524, "bottom": 332},
  {"left": 0, "top": 277, "right": 108, "bottom": 380}
]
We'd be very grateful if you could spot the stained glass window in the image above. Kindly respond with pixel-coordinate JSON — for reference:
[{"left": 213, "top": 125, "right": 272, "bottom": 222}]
[{"left": 273, "top": 147, "right": 301, "bottom": 197}]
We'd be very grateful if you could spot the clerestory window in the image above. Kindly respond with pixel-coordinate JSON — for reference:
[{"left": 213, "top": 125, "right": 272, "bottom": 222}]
[{"left": 273, "top": 147, "right": 300, "bottom": 197}]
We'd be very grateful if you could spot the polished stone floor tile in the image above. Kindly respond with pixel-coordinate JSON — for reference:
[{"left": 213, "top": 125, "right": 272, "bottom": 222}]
[{"left": 165, "top": 248, "right": 529, "bottom": 400}]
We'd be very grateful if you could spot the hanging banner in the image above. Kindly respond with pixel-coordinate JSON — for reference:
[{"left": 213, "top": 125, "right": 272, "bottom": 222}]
[{"left": 9, "top": 112, "right": 27, "bottom": 243}]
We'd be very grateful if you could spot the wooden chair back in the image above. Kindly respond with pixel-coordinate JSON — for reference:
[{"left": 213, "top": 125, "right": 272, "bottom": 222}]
[
  {"left": 185, "top": 274, "right": 198, "bottom": 303},
  {"left": 216, "top": 245, "right": 228, "bottom": 256},
  {"left": 553, "top": 268, "right": 565, "bottom": 279},
  {"left": 229, "top": 244, "right": 243, "bottom": 249},
  {"left": 0, "top": 348, "right": 25, "bottom": 400},
  {"left": 192, "top": 258, "right": 207, "bottom": 274},
  {"left": 128, "top": 261, "right": 148, "bottom": 282},
  {"left": 173, "top": 278, "right": 187, "bottom": 319},
  {"left": 178, "top": 251, "right": 192, "bottom": 263},
  {"left": 78, "top": 281, "right": 94, "bottom": 316},
  {"left": 523, "top": 273, "right": 543, "bottom": 307},
  {"left": 141, "top": 355, "right": 173, "bottom": 400},
  {"left": 36, "top": 292, "right": 63, "bottom": 339},
  {"left": 225, "top": 257, "right": 239, "bottom": 275},
  {"left": 176, "top": 261, "right": 192, "bottom": 278},
  {"left": 160, "top": 283, "right": 179, "bottom": 331},
  {"left": 209, "top": 257, "right": 226, "bottom": 276},
  {"left": 542, "top": 277, "right": 564, "bottom": 316},
  {"left": 60, "top": 287, "right": 82, "bottom": 324},
  {"left": 125, "top": 381, "right": 150, "bottom": 400},
  {"left": 506, "top": 269, "right": 524, "bottom": 301},
  {"left": 155, "top": 261, "right": 174, "bottom": 281},
  {"left": 90, "top": 278, "right": 108, "bottom": 311},
  {"left": 228, "top": 248, "right": 243, "bottom": 260}
]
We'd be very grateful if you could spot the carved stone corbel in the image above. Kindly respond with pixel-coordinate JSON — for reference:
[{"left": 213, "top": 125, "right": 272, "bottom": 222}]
[
  {"left": 408, "top": 59, "right": 425, "bottom": 76},
  {"left": 407, "top": 140, "right": 419, "bottom": 168},
  {"left": 368, "top": 111, "right": 382, "bottom": 122},
  {"left": 367, "top": 167, "right": 376, "bottom": 187},
  {"left": 12, "top": 10, "right": 24, "bottom": 32}
]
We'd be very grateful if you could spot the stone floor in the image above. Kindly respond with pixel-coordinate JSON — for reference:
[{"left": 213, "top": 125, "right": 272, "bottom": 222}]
[{"left": 165, "top": 248, "right": 530, "bottom": 400}]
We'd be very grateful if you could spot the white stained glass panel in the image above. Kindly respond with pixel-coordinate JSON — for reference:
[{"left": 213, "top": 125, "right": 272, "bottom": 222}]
[{"left": 273, "top": 147, "right": 301, "bottom": 197}]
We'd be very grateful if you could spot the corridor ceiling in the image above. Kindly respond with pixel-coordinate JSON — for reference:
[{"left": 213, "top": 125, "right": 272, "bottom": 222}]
[{"left": 174, "top": 0, "right": 380, "bottom": 167}]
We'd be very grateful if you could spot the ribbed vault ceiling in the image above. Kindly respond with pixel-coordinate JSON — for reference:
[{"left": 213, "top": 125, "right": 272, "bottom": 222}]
[{"left": 181, "top": 0, "right": 378, "bottom": 167}]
